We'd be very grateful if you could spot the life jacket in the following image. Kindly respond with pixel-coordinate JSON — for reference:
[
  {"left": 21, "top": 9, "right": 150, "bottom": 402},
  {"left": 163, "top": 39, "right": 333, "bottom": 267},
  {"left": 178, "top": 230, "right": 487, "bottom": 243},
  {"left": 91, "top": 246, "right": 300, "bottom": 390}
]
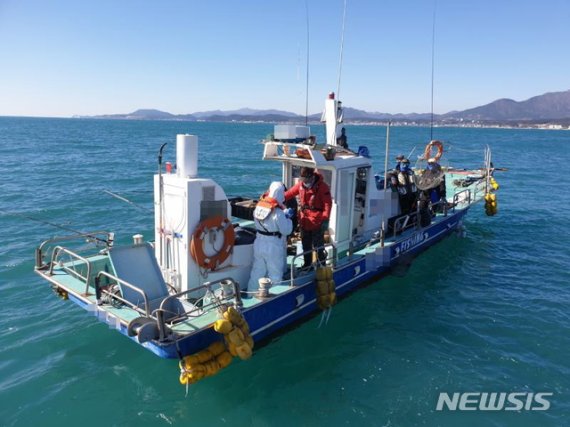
[
  {"left": 254, "top": 197, "right": 280, "bottom": 221},
  {"left": 253, "top": 196, "right": 284, "bottom": 238},
  {"left": 397, "top": 170, "right": 417, "bottom": 195}
]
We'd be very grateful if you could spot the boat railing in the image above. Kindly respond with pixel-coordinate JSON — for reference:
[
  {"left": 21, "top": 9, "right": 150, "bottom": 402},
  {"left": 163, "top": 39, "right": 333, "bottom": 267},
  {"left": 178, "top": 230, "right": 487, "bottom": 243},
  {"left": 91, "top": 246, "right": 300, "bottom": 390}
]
[
  {"left": 452, "top": 188, "right": 472, "bottom": 208},
  {"left": 155, "top": 277, "right": 242, "bottom": 341},
  {"left": 392, "top": 205, "right": 423, "bottom": 237},
  {"left": 288, "top": 232, "right": 381, "bottom": 286},
  {"left": 95, "top": 270, "right": 151, "bottom": 317},
  {"left": 48, "top": 246, "right": 93, "bottom": 294},
  {"left": 431, "top": 199, "right": 449, "bottom": 216},
  {"left": 392, "top": 194, "right": 459, "bottom": 238},
  {"left": 289, "top": 243, "right": 337, "bottom": 286},
  {"left": 35, "top": 231, "right": 113, "bottom": 270},
  {"left": 93, "top": 271, "right": 243, "bottom": 338}
]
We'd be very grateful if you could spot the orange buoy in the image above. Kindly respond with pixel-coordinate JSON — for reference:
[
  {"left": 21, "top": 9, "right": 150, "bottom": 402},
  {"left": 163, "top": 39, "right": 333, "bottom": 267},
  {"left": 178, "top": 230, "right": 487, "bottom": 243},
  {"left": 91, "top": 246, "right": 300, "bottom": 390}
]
[{"left": 423, "top": 140, "right": 444, "bottom": 161}]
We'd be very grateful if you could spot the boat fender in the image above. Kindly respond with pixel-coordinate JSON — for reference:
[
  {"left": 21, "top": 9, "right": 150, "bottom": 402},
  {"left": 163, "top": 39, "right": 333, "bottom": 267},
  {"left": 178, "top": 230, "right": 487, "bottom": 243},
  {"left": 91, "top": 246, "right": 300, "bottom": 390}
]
[
  {"left": 484, "top": 192, "right": 498, "bottom": 216},
  {"left": 179, "top": 340, "right": 232, "bottom": 385},
  {"left": 235, "top": 343, "right": 253, "bottom": 360},
  {"left": 315, "top": 266, "right": 336, "bottom": 310},
  {"left": 177, "top": 305, "right": 254, "bottom": 384},
  {"left": 214, "top": 319, "right": 233, "bottom": 334},
  {"left": 219, "top": 306, "right": 255, "bottom": 360},
  {"left": 190, "top": 216, "right": 235, "bottom": 271},
  {"left": 423, "top": 140, "right": 444, "bottom": 161}
]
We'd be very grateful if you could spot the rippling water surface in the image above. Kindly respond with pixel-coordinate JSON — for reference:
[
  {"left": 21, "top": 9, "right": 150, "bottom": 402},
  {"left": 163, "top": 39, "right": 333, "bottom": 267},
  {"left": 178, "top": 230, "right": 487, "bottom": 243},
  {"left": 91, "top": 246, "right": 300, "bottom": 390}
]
[{"left": 1, "top": 117, "right": 569, "bottom": 426}]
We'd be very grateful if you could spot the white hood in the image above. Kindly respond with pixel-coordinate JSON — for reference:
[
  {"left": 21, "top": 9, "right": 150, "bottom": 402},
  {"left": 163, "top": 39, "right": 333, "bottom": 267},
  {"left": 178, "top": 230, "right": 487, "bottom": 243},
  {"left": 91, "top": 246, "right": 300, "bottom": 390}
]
[{"left": 268, "top": 181, "right": 285, "bottom": 204}]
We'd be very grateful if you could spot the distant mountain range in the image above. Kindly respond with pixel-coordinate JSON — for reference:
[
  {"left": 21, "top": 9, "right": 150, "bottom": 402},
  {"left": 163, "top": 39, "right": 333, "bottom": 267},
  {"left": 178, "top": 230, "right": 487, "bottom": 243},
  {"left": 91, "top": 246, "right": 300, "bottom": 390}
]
[
  {"left": 76, "top": 89, "right": 570, "bottom": 124},
  {"left": 444, "top": 90, "right": 570, "bottom": 121}
]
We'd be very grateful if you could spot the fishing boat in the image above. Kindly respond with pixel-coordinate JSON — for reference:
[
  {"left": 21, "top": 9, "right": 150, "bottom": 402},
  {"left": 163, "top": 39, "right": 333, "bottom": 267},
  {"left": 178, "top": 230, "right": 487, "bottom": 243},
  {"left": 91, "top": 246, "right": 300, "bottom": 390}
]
[{"left": 34, "top": 92, "right": 500, "bottom": 384}]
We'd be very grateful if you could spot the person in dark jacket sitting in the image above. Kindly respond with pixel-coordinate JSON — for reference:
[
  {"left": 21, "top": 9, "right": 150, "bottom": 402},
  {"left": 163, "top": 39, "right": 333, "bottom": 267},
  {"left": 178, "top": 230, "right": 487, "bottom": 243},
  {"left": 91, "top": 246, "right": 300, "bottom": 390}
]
[{"left": 284, "top": 167, "right": 332, "bottom": 268}]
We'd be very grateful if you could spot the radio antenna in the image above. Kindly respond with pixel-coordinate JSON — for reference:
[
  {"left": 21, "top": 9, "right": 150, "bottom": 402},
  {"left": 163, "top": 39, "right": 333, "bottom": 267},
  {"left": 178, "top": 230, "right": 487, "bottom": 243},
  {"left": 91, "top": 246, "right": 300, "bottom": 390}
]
[
  {"left": 336, "top": 0, "right": 348, "bottom": 100},
  {"left": 304, "top": 0, "right": 310, "bottom": 125},
  {"left": 430, "top": 0, "right": 437, "bottom": 141}
]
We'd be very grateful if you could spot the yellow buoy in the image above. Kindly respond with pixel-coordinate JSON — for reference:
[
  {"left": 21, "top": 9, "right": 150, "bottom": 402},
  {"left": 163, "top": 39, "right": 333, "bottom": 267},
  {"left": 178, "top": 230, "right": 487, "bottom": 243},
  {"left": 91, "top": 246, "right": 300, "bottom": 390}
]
[
  {"left": 227, "top": 327, "right": 245, "bottom": 346},
  {"left": 216, "top": 351, "right": 233, "bottom": 368},
  {"left": 317, "top": 295, "right": 329, "bottom": 309},
  {"left": 246, "top": 335, "right": 254, "bottom": 350},
  {"left": 228, "top": 341, "right": 238, "bottom": 356},
  {"left": 239, "top": 321, "right": 250, "bottom": 335},
  {"left": 196, "top": 349, "right": 213, "bottom": 364},
  {"left": 328, "top": 279, "right": 335, "bottom": 294},
  {"left": 208, "top": 340, "right": 226, "bottom": 356},
  {"left": 224, "top": 306, "right": 243, "bottom": 325},
  {"left": 236, "top": 343, "right": 253, "bottom": 360},
  {"left": 214, "top": 319, "right": 233, "bottom": 334},
  {"left": 317, "top": 279, "right": 329, "bottom": 295},
  {"left": 183, "top": 354, "right": 200, "bottom": 366},
  {"left": 188, "top": 370, "right": 205, "bottom": 382}
]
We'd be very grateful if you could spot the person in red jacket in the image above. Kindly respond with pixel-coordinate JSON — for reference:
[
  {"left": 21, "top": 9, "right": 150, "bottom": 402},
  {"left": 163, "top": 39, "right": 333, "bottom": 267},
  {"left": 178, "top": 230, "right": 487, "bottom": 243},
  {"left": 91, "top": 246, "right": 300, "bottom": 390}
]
[{"left": 284, "top": 166, "right": 332, "bottom": 268}]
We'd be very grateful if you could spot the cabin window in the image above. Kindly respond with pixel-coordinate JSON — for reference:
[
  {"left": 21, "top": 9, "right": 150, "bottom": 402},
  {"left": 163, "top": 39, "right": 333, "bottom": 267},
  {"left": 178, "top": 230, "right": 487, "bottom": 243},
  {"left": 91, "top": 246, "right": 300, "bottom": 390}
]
[
  {"left": 336, "top": 170, "right": 355, "bottom": 243},
  {"left": 290, "top": 165, "right": 332, "bottom": 189}
]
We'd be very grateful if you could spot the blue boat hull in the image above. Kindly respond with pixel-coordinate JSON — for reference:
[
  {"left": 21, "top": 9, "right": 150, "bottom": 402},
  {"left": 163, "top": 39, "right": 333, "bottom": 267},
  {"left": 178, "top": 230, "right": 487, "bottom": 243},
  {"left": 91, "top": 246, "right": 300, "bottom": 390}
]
[{"left": 131, "top": 208, "right": 470, "bottom": 359}]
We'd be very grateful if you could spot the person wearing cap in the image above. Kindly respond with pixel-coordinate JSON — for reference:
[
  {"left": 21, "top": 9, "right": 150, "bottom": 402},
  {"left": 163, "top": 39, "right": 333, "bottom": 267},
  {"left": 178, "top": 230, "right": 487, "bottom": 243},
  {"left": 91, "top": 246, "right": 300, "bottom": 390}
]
[
  {"left": 248, "top": 182, "right": 293, "bottom": 292},
  {"left": 426, "top": 157, "right": 442, "bottom": 173},
  {"left": 337, "top": 127, "right": 348, "bottom": 149},
  {"left": 395, "top": 154, "right": 405, "bottom": 171},
  {"left": 285, "top": 167, "right": 332, "bottom": 268}
]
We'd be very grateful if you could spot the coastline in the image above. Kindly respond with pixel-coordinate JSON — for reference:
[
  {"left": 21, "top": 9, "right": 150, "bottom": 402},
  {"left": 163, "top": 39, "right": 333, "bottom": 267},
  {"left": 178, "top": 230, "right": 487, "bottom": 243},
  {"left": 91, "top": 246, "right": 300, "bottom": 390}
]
[{"left": 1, "top": 114, "right": 568, "bottom": 131}]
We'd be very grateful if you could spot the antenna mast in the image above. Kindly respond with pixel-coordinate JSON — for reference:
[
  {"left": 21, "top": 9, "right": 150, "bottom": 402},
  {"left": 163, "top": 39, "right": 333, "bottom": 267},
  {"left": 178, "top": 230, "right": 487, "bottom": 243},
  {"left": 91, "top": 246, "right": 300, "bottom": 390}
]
[
  {"left": 305, "top": 0, "right": 310, "bottom": 125},
  {"left": 336, "top": 0, "right": 348, "bottom": 100},
  {"left": 430, "top": 1, "right": 437, "bottom": 141}
]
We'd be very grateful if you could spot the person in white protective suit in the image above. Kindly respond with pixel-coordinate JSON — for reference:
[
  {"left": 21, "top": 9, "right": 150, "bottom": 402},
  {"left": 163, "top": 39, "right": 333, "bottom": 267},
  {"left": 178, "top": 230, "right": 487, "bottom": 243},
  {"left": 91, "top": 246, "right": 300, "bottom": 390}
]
[{"left": 247, "top": 182, "right": 293, "bottom": 292}]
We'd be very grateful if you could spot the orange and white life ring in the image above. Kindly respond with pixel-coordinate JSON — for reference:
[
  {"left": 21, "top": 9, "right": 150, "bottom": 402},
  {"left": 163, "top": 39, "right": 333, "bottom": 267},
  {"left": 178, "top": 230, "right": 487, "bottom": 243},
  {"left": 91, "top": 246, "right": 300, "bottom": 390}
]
[
  {"left": 190, "top": 216, "right": 235, "bottom": 271},
  {"left": 423, "top": 140, "right": 444, "bottom": 161}
]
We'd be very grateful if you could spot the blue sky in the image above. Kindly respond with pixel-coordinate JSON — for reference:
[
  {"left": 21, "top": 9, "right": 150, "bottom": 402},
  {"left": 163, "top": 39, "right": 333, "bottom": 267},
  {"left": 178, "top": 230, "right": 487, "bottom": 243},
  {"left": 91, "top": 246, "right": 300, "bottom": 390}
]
[{"left": 1, "top": 0, "right": 569, "bottom": 117}]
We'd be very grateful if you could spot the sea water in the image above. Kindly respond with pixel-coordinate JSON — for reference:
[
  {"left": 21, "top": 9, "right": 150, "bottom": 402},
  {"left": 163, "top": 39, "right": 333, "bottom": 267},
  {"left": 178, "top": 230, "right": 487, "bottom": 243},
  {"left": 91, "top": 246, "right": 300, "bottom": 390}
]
[{"left": 0, "top": 117, "right": 569, "bottom": 426}]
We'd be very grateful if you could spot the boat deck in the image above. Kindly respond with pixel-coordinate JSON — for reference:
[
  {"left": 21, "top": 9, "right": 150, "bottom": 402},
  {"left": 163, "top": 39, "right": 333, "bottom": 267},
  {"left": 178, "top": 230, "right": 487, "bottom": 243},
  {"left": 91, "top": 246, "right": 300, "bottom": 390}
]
[{"left": 40, "top": 260, "right": 309, "bottom": 335}]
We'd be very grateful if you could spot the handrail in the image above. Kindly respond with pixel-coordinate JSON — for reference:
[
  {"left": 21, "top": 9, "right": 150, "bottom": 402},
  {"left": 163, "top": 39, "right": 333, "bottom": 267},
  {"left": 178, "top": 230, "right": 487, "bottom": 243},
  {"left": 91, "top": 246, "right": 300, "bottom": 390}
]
[
  {"left": 96, "top": 286, "right": 149, "bottom": 318},
  {"left": 95, "top": 271, "right": 151, "bottom": 317},
  {"left": 393, "top": 212, "right": 419, "bottom": 237},
  {"left": 155, "top": 277, "right": 242, "bottom": 341},
  {"left": 48, "top": 246, "right": 92, "bottom": 294},
  {"left": 289, "top": 242, "right": 336, "bottom": 286},
  {"left": 430, "top": 199, "right": 448, "bottom": 216},
  {"left": 392, "top": 195, "right": 455, "bottom": 238},
  {"left": 453, "top": 188, "right": 472, "bottom": 208},
  {"left": 36, "top": 231, "right": 112, "bottom": 269}
]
